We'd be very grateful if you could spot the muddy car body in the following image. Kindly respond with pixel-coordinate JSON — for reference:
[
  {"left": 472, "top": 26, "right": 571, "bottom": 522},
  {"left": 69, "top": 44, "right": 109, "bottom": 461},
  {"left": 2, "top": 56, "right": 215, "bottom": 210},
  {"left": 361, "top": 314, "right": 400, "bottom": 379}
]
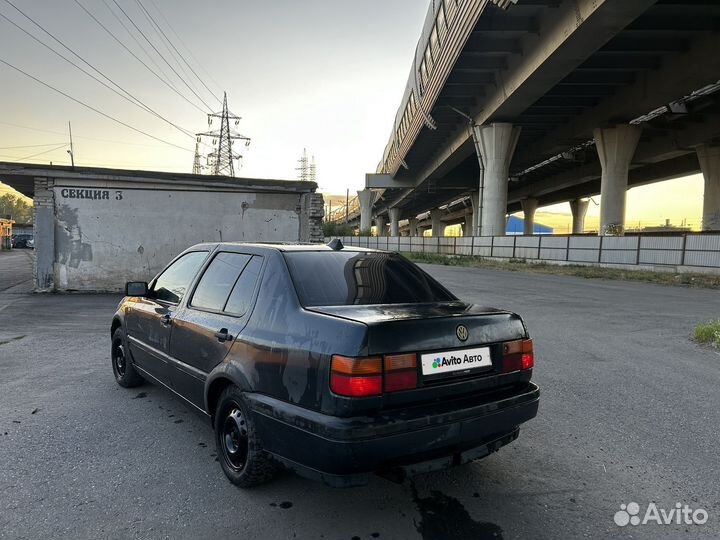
[{"left": 111, "top": 242, "right": 539, "bottom": 487}]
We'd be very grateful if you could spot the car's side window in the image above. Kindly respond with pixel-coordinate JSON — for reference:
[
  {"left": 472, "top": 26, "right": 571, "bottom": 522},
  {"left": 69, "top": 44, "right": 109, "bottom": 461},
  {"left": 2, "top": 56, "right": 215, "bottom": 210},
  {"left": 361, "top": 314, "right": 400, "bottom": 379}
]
[
  {"left": 191, "top": 252, "right": 252, "bottom": 312},
  {"left": 224, "top": 256, "right": 263, "bottom": 316},
  {"left": 152, "top": 251, "right": 208, "bottom": 304}
]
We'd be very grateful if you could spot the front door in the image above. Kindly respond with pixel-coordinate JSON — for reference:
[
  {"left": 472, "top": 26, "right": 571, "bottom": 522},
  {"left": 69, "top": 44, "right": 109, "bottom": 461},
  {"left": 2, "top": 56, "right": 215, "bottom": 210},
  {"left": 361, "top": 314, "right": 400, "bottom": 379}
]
[{"left": 125, "top": 251, "right": 209, "bottom": 385}]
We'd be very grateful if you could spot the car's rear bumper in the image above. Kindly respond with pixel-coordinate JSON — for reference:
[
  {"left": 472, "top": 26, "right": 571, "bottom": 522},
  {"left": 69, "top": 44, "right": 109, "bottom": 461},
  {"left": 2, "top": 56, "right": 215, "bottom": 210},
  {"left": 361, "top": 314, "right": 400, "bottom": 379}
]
[{"left": 246, "top": 382, "right": 540, "bottom": 487}]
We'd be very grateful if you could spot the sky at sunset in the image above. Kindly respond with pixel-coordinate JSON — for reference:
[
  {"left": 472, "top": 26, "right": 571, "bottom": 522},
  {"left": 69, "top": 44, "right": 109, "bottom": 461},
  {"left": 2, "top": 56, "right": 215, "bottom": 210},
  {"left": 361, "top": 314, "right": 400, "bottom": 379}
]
[{"left": 0, "top": 0, "right": 706, "bottom": 226}]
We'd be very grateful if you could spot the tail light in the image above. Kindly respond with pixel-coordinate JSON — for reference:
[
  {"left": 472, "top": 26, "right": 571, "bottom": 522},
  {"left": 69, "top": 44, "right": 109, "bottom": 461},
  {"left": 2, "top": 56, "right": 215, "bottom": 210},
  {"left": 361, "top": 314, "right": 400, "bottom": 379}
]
[
  {"left": 502, "top": 339, "right": 534, "bottom": 372},
  {"left": 383, "top": 353, "right": 417, "bottom": 392},
  {"left": 330, "top": 353, "right": 418, "bottom": 397},
  {"left": 330, "top": 355, "right": 382, "bottom": 397}
]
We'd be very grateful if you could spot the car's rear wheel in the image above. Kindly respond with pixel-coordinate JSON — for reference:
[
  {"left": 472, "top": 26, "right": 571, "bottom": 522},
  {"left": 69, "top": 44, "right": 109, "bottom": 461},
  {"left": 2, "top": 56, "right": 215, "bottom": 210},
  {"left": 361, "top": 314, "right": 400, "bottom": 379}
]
[
  {"left": 214, "top": 385, "right": 277, "bottom": 487},
  {"left": 111, "top": 328, "right": 144, "bottom": 388}
]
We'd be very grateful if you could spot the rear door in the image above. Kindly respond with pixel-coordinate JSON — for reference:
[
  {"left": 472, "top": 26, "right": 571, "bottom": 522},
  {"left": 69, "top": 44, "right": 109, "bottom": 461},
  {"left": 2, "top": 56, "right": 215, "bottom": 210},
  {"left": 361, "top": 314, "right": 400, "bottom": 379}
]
[
  {"left": 168, "top": 252, "right": 264, "bottom": 408},
  {"left": 125, "top": 250, "right": 208, "bottom": 384}
]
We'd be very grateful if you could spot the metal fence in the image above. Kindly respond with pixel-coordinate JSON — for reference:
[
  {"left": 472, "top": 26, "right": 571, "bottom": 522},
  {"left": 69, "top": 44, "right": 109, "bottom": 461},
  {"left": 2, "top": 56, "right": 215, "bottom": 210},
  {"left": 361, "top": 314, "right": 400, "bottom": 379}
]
[{"left": 328, "top": 233, "right": 720, "bottom": 271}]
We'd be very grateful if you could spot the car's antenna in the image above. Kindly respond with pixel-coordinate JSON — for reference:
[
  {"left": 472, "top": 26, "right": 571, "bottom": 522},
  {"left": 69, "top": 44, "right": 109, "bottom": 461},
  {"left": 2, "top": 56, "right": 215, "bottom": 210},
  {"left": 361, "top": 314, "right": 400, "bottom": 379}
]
[{"left": 327, "top": 238, "right": 344, "bottom": 251}]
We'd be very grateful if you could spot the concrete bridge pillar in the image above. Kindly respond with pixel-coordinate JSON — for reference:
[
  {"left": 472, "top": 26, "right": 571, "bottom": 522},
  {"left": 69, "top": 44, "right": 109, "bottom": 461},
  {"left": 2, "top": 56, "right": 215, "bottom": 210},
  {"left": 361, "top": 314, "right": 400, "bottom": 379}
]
[
  {"left": 569, "top": 198, "right": 589, "bottom": 234},
  {"left": 468, "top": 191, "right": 479, "bottom": 236},
  {"left": 388, "top": 208, "right": 400, "bottom": 237},
  {"left": 473, "top": 123, "right": 521, "bottom": 236},
  {"left": 697, "top": 145, "right": 720, "bottom": 231},
  {"left": 357, "top": 189, "right": 374, "bottom": 233},
  {"left": 520, "top": 198, "right": 538, "bottom": 235},
  {"left": 408, "top": 217, "right": 419, "bottom": 237},
  {"left": 430, "top": 209, "right": 445, "bottom": 237},
  {"left": 594, "top": 125, "right": 642, "bottom": 236},
  {"left": 375, "top": 214, "right": 387, "bottom": 237},
  {"left": 463, "top": 209, "right": 474, "bottom": 237}
]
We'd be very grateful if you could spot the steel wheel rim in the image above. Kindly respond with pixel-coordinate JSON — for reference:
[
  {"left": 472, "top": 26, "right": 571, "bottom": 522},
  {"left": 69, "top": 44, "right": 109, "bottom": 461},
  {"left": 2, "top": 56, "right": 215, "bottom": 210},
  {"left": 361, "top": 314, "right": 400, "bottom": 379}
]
[
  {"left": 113, "top": 341, "right": 126, "bottom": 377},
  {"left": 221, "top": 405, "right": 248, "bottom": 472}
]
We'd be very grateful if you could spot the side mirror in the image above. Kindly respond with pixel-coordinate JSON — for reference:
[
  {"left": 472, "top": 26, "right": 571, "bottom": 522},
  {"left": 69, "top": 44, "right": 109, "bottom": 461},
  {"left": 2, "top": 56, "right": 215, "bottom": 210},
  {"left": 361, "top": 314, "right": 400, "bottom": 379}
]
[{"left": 125, "top": 281, "right": 149, "bottom": 297}]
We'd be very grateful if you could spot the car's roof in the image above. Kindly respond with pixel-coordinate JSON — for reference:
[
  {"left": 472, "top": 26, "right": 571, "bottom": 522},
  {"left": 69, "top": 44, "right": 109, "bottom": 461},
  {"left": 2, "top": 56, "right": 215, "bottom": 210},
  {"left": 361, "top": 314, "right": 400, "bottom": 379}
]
[{"left": 191, "top": 241, "right": 387, "bottom": 253}]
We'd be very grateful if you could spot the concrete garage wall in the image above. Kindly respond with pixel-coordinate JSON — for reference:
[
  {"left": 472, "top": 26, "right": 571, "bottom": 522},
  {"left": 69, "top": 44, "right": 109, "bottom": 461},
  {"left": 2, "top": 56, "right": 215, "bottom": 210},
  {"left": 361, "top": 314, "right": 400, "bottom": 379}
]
[
  {"left": 33, "top": 178, "right": 56, "bottom": 290},
  {"left": 34, "top": 177, "right": 322, "bottom": 292}
]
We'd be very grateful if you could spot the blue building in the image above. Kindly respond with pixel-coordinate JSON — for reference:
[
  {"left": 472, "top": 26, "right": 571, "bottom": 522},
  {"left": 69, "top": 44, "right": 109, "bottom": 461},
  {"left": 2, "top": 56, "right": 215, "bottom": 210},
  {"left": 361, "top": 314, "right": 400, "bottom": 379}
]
[{"left": 506, "top": 215, "right": 553, "bottom": 235}]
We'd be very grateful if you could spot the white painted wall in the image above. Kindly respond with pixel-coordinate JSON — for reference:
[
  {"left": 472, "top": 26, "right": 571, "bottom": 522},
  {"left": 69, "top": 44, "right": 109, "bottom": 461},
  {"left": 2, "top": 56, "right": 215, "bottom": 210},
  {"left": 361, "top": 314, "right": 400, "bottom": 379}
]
[{"left": 52, "top": 184, "right": 303, "bottom": 291}]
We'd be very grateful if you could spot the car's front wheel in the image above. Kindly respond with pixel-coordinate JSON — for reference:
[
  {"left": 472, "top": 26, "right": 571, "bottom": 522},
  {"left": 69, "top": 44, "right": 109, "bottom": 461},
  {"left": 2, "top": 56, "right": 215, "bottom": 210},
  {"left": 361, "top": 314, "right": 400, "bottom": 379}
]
[
  {"left": 111, "top": 328, "right": 144, "bottom": 388},
  {"left": 214, "top": 385, "right": 278, "bottom": 487}
]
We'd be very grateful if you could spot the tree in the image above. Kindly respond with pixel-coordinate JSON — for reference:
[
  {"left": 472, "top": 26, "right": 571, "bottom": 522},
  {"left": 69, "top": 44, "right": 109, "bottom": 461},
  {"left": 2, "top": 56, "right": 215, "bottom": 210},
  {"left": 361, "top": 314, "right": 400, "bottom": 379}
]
[
  {"left": 0, "top": 194, "right": 33, "bottom": 223},
  {"left": 322, "top": 221, "right": 354, "bottom": 237}
]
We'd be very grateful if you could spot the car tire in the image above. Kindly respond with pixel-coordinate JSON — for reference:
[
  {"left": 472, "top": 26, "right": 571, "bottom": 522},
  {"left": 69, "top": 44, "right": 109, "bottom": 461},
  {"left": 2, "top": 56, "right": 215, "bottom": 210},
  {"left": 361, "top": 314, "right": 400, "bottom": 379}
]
[
  {"left": 214, "top": 385, "right": 278, "bottom": 488},
  {"left": 111, "top": 328, "right": 144, "bottom": 388}
]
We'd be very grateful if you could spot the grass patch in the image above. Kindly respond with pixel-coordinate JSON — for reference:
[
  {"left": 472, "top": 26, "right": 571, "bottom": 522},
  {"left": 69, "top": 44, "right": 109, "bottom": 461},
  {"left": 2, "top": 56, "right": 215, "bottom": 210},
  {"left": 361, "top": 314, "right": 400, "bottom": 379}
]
[
  {"left": 401, "top": 251, "right": 720, "bottom": 289},
  {"left": 694, "top": 321, "right": 720, "bottom": 348}
]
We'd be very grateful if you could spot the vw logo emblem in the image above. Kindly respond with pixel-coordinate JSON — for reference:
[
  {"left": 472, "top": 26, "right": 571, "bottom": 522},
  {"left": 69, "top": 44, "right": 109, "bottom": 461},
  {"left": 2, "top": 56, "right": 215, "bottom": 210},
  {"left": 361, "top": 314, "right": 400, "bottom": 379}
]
[{"left": 456, "top": 324, "right": 468, "bottom": 342}]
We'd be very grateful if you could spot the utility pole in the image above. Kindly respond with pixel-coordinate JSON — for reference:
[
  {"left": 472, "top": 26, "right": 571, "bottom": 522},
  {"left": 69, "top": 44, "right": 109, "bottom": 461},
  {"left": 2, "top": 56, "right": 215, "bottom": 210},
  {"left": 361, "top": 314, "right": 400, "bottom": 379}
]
[
  {"left": 345, "top": 188, "right": 349, "bottom": 223},
  {"left": 67, "top": 121, "right": 75, "bottom": 168}
]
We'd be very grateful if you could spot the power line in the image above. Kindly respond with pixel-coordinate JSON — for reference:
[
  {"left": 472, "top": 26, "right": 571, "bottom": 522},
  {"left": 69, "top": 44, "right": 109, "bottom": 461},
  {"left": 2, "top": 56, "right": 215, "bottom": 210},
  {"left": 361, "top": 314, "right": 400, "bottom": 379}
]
[
  {"left": 146, "top": 0, "right": 224, "bottom": 100},
  {"left": 0, "top": 57, "right": 192, "bottom": 152},
  {"left": 132, "top": 0, "right": 207, "bottom": 106},
  {"left": 0, "top": 0, "right": 196, "bottom": 140},
  {"left": 135, "top": 0, "right": 221, "bottom": 106},
  {"left": 0, "top": 120, "right": 205, "bottom": 149},
  {"left": 109, "top": 0, "right": 215, "bottom": 112},
  {"left": 0, "top": 143, "right": 67, "bottom": 162},
  {"left": 0, "top": 121, "right": 70, "bottom": 137},
  {"left": 71, "top": 0, "right": 207, "bottom": 116},
  {"left": 0, "top": 142, "right": 65, "bottom": 150},
  {"left": 73, "top": 157, "right": 190, "bottom": 171},
  {"left": 0, "top": 14, "right": 194, "bottom": 141},
  {"left": 98, "top": 0, "right": 192, "bottom": 106}
]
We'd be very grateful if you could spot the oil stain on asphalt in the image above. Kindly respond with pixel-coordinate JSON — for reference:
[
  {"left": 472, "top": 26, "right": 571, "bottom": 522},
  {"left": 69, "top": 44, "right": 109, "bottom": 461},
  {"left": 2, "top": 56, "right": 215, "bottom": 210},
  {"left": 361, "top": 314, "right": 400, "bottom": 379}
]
[{"left": 410, "top": 482, "right": 503, "bottom": 540}]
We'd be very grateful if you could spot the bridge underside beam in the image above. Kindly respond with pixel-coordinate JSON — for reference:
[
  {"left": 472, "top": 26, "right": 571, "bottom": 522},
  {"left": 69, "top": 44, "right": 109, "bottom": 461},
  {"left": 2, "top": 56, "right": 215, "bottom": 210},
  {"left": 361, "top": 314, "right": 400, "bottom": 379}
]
[
  {"left": 513, "top": 31, "right": 720, "bottom": 172},
  {"left": 507, "top": 153, "right": 701, "bottom": 213},
  {"left": 365, "top": 174, "right": 415, "bottom": 189}
]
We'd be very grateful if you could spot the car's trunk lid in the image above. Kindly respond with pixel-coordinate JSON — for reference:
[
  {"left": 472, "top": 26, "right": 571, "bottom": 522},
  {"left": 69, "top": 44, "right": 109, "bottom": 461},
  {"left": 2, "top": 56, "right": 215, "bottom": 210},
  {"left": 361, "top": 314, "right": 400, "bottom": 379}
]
[
  {"left": 308, "top": 301, "right": 526, "bottom": 353},
  {"left": 309, "top": 301, "right": 528, "bottom": 402}
]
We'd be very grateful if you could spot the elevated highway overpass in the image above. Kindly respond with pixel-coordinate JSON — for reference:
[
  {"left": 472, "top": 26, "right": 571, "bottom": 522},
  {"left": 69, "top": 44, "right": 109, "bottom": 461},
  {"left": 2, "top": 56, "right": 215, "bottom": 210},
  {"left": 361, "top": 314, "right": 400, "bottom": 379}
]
[{"left": 346, "top": 0, "right": 720, "bottom": 236}]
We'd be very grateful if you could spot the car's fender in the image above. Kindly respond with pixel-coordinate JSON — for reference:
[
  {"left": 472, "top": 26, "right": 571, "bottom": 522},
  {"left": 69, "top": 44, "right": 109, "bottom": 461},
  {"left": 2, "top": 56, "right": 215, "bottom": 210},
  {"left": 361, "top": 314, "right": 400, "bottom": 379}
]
[
  {"left": 204, "top": 360, "right": 253, "bottom": 416},
  {"left": 110, "top": 308, "right": 126, "bottom": 337}
]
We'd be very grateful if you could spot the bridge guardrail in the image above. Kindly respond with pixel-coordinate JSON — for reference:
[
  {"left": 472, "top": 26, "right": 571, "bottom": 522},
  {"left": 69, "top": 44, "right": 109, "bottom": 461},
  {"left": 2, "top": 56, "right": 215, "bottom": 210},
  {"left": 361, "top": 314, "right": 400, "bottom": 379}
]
[
  {"left": 327, "top": 233, "right": 720, "bottom": 272},
  {"left": 326, "top": 196, "right": 360, "bottom": 223}
]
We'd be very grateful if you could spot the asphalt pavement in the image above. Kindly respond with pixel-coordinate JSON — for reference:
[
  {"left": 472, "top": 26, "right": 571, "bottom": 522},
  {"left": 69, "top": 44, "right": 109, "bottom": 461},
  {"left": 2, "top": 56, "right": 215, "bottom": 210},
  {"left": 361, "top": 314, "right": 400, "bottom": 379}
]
[
  {"left": 0, "top": 249, "right": 33, "bottom": 292},
  {"left": 0, "top": 257, "right": 718, "bottom": 540}
]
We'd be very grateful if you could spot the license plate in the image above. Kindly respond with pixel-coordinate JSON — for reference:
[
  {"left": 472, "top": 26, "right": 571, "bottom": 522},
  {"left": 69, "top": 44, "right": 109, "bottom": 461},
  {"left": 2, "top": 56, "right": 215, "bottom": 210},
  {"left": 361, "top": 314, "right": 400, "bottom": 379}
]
[{"left": 420, "top": 346, "right": 492, "bottom": 376}]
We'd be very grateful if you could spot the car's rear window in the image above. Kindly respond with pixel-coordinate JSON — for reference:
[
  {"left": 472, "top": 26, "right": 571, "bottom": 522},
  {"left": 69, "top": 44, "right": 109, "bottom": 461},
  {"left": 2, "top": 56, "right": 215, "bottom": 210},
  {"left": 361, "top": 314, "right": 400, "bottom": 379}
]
[{"left": 283, "top": 251, "right": 456, "bottom": 307}]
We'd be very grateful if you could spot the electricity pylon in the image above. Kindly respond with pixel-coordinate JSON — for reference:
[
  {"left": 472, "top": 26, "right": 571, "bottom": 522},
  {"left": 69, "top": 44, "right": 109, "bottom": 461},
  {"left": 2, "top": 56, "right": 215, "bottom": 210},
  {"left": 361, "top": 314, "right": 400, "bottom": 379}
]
[
  {"left": 192, "top": 138, "right": 203, "bottom": 174},
  {"left": 296, "top": 148, "right": 316, "bottom": 182},
  {"left": 196, "top": 92, "right": 250, "bottom": 177}
]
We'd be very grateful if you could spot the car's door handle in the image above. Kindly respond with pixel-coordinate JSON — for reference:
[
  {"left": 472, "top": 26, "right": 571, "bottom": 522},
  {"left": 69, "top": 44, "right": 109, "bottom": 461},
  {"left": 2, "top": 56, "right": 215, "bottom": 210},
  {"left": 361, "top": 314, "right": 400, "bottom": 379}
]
[
  {"left": 160, "top": 313, "right": 172, "bottom": 326},
  {"left": 214, "top": 328, "right": 232, "bottom": 342}
]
